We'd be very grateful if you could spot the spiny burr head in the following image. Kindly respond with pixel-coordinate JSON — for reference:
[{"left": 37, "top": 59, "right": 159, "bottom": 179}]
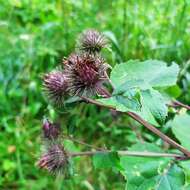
[
  {"left": 78, "top": 29, "right": 107, "bottom": 54},
  {"left": 64, "top": 53, "right": 108, "bottom": 96},
  {"left": 37, "top": 144, "right": 69, "bottom": 175},
  {"left": 43, "top": 70, "right": 68, "bottom": 106}
]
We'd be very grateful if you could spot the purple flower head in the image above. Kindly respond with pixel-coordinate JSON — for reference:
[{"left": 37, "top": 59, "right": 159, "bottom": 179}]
[
  {"left": 37, "top": 144, "right": 69, "bottom": 175},
  {"left": 43, "top": 70, "right": 68, "bottom": 106},
  {"left": 64, "top": 53, "right": 108, "bottom": 96},
  {"left": 78, "top": 29, "right": 108, "bottom": 54},
  {"left": 63, "top": 53, "right": 81, "bottom": 65}
]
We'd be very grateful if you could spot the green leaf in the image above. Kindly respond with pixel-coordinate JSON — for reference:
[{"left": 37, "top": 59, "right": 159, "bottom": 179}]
[
  {"left": 183, "top": 184, "right": 190, "bottom": 190},
  {"left": 180, "top": 161, "right": 190, "bottom": 186},
  {"left": 170, "top": 113, "right": 190, "bottom": 149},
  {"left": 93, "top": 152, "right": 121, "bottom": 169},
  {"left": 97, "top": 96, "right": 127, "bottom": 112},
  {"left": 140, "top": 89, "right": 168, "bottom": 124},
  {"left": 97, "top": 89, "right": 167, "bottom": 125},
  {"left": 156, "top": 85, "right": 182, "bottom": 104},
  {"left": 98, "top": 94, "right": 157, "bottom": 125},
  {"left": 98, "top": 89, "right": 141, "bottom": 113},
  {"left": 100, "top": 60, "right": 178, "bottom": 125},
  {"left": 137, "top": 165, "right": 185, "bottom": 190},
  {"left": 163, "top": 85, "right": 182, "bottom": 99},
  {"left": 120, "top": 143, "right": 184, "bottom": 190},
  {"left": 111, "top": 60, "right": 179, "bottom": 94}
]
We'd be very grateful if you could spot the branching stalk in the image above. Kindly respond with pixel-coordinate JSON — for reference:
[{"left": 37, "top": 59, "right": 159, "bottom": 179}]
[
  {"left": 62, "top": 134, "right": 104, "bottom": 151},
  {"left": 63, "top": 133, "right": 186, "bottom": 159},
  {"left": 70, "top": 150, "right": 186, "bottom": 159},
  {"left": 80, "top": 96, "right": 190, "bottom": 158},
  {"left": 104, "top": 71, "right": 115, "bottom": 89},
  {"left": 171, "top": 100, "right": 190, "bottom": 111}
]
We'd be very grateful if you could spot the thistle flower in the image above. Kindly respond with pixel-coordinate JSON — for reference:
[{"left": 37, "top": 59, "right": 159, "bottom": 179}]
[
  {"left": 78, "top": 29, "right": 107, "bottom": 54},
  {"left": 43, "top": 70, "right": 68, "bottom": 106},
  {"left": 37, "top": 144, "right": 69, "bottom": 175},
  {"left": 63, "top": 53, "right": 82, "bottom": 65},
  {"left": 42, "top": 119, "right": 61, "bottom": 140},
  {"left": 64, "top": 53, "right": 108, "bottom": 96}
]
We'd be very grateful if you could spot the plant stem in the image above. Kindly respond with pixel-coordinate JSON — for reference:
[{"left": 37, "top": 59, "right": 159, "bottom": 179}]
[
  {"left": 179, "top": 59, "right": 190, "bottom": 80},
  {"left": 96, "top": 85, "right": 112, "bottom": 98},
  {"left": 80, "top": 96, "right": 190, "bottom": 157},
  {"left": 171, "top": 100, "right": 190, "bottom": 111},
  {"left": 104, "top": 71, "right": 115, "bottom": 89},
  {"left": 102, "top": 76, "right": 190, "bottom": 112},
  {"left": 62, "top": 134, "right": 104, "bottom": 151},
  {"left": 70, "top": 150, "right": 185, "bottom": 159},
  {"left": 127, "top": 111, "right": 190, "bottom": 157}
]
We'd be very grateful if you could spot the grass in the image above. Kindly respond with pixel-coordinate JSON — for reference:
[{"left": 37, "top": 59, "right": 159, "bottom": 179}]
[{"left": 0, "top": 0, "right": 190, "bottom": 189}]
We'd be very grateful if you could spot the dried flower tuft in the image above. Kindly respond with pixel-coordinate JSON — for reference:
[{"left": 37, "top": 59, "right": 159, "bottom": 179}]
[
  {"left": 78, "top": 29, "right": 107, "bottom": 54},
  {"left": 37, "top": 144, "right": 69, "bottom": 175},
  {"left": 43, "top": 70, "right": 68, "bottom": 105},
  {"left": 42, "top": 119, "right": 61, "bottom": 140},
  {"left": 64, "top": 53, "right": 108, "bottom": 96}
]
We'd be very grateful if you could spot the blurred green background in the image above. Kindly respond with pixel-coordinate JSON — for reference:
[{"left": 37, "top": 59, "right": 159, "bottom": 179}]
[{"left": 1, "top": 0, "right": 190, "bottom": 189}]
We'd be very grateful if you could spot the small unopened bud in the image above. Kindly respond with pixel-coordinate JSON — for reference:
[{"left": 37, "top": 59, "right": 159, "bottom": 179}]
[
  {"left": 37, "top": 144, "right": 69, "bottom": 175},
  {"left": 42, "top": 119, "right": 60, "bottom": 140}
]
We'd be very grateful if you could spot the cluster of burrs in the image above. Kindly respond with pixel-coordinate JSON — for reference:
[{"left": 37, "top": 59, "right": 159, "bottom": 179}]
[
  {"left": 43, "top": 29, "right": 109, "bottom": 106},
  {"left": 38, "top": 29, "right": 109, "bottom": 175},
  {"left": 37, "top": 119, "right": 69, "bottom": 175}
]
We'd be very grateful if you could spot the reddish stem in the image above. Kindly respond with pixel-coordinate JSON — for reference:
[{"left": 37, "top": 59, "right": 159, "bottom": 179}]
[
  {"left": 171, "top": 100, "right": 190, "bottom": 111},
  {"left": 80, "top": 96, "right": 190, "bottom": 158}
]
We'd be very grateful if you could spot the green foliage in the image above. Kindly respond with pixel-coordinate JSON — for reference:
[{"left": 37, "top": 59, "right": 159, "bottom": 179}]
[
  {"left": 170, "top": 113, "right": 190, "bottom": 149},
  {"left": 93, "top": 152, "right": 121, "bottom": 169},
  {"left": 111, "top": 60, "right": 179, "bottom": 92},
  {"left": 98, "top": 90, "right": 141, "bottom": 113},
  {"left": 120, "top": 143, "right": 185, "bottom": 190},
  {"left": 98, "top": 60, "right": 179, "bottom": 125},
  {"left": 168, "top": 113, "right": 190, "bottom": 189},
  {"left": 140, "top": 89, "right": 167, "bottom": 125},
  {"left": 1, "top": 0, "right": 190, "bottom": 189},
  {"left": 180, "top": 161, "right": 190, "bottom": 188},
  {"left": 95, "top": 57, "right": 189, "bottom": 189}
]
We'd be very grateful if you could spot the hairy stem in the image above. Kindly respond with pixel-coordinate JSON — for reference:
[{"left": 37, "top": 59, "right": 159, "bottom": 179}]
[
  {"left": 171, "top": 100, "right": 190, "bottom": 111},
  {"left": 62, "top": 134, "right": 104, "bottom": 151},
  {"left": 104, "top": 71, "right": 115, "bottom": 89},
  {"left": 80, "top": 96, "right": 190, "bottom": 157},
  {"left": 70, "top": 150, "right": 185, "bottom": 159},
  {"left": 127, "top": 111, "right": 190, "bottom": 157},
  {"left": 96, "top": 85, "right": 112, "bottom": 98}
]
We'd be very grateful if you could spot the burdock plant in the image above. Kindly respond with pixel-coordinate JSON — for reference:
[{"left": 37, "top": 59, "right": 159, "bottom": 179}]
[
  {"left": 38, "top": 29, "right": 190, "bottom": 189},
  {"left": 38, "top": 29, "right": 110, "bottom": 175},
  {"left": 38, "top": 119, "right": 70, "bottom": 176},
  {"left": 43, "top": 29, "right": 109, "bottom": 100}
]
